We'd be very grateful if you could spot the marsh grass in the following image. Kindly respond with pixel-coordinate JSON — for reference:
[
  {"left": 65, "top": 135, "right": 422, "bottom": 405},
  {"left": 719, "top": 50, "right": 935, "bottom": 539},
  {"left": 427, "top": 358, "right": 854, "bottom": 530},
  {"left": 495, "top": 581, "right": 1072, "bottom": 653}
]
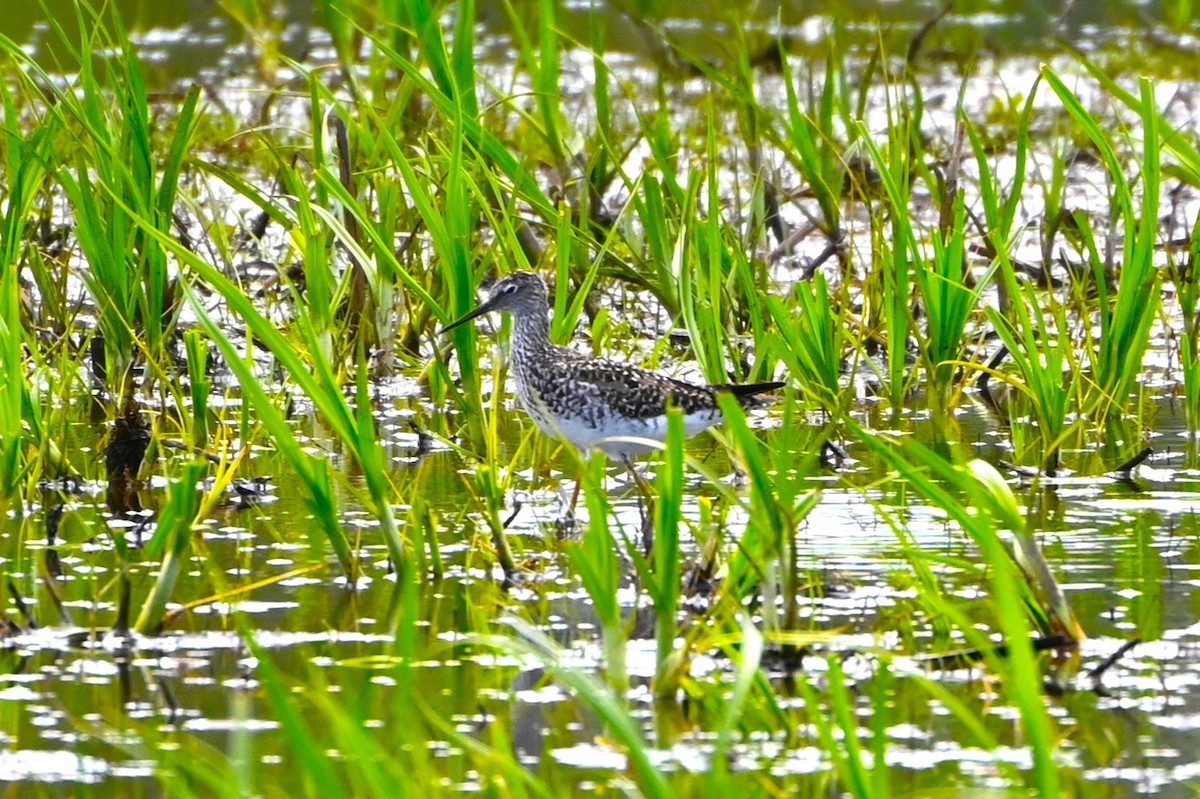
[
  {"left": 0, "top": 79, "right": 53, "bottom": 515},
  {"left": 770, "top": 272, "right": 845, "bottom": 413},
  {"left": 858, "top": 114, "right": 919, "bottom": 408},
  {"left": 1174, "top": 220, "right": 1200, "bottom": 430},
  {"left": 649, "top": 412, "right": 684, "bottom": 694},
  {"left": 0, "top": 1, "right": 1183, "bottom": 796},
  {"left": 567, "top": 454, "right": 626, "bottom": 693},
  {"left": 1043, "top": 70, "right": 1162, "bottom": 423},
  {"left": 43, "top": 8, "right": 196, "bottom": 412}
]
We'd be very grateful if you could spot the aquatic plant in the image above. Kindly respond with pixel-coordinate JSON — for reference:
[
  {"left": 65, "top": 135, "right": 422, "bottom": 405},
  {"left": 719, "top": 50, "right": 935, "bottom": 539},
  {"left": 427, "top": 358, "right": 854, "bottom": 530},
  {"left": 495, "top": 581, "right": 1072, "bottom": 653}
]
[
  {"left": 915, "top": 188, "right": 977, "bottom": 412},
  {"left": 48, "top": 9, "right": 195, "bottom": 414},
  {"left": 1043, "top": 69, "right": 1162, "bottom": 424},
  {"left": 1172, "top": 224, "right": 1200, "bottom": 432},
  {"left": 0, "top": 80, "right": 56, "bottom": 515},
  {"left": 769, "top": 271, "right": 845, "bottom": 414},
  {"left": 857, "top": 112, "right": 919, "bottom": 410},
  {"left": 565, "top": 453, "right": 627, "bottom": 695}
]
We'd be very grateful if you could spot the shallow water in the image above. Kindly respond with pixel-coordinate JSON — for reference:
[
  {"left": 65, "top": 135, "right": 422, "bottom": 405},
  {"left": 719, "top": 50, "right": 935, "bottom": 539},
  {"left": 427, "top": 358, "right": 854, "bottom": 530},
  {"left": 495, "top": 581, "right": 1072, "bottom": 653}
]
[
  {"left": 0, "top": 383, "right": 1195, "bottom": 795},
  {"left": 3, "top": 0, "right": 1195, "bottom": 87}
]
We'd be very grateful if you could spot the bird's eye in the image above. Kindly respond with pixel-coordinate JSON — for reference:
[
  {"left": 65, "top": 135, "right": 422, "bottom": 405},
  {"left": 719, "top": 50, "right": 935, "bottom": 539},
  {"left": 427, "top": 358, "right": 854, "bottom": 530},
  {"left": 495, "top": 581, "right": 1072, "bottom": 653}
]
[{"left": 502, "top": 283, "right": 519, "bottom": 294}]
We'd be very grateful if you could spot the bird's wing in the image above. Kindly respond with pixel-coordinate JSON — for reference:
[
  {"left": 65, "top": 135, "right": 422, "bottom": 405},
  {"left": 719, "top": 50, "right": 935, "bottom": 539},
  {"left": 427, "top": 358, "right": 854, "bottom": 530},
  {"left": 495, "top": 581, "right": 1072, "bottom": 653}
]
[{"left": 566, "top": 359, "right": 718, "bottom": 420}]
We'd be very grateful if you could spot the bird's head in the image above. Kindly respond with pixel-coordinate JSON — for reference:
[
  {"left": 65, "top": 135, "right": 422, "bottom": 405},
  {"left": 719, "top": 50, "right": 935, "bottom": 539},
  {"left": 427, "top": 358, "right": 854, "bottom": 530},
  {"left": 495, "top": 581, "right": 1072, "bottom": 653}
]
[{"left": 440, "top": 271, "right": 549, "bottom": 333}]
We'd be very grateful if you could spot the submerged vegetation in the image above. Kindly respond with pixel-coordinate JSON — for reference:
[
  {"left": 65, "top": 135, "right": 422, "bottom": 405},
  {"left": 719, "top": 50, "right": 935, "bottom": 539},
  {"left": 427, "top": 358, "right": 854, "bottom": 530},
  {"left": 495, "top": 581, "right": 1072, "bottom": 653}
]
[{"left": 0, "top": 0, "right": 1197, "bottom": 795}]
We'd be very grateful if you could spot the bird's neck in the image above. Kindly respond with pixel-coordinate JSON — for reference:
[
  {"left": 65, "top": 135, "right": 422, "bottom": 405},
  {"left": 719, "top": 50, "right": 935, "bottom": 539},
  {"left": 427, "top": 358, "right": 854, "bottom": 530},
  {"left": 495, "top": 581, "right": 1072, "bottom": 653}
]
[{"left": 511, "top": 310, "right": 553, "bottom": 360}]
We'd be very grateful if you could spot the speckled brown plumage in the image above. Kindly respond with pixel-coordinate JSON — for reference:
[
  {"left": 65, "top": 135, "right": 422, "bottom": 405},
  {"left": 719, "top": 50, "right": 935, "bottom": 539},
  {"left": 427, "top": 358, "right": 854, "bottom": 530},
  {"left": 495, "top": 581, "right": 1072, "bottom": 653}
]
[{"left": 443, "top": 271, "right": 783, "bottom": 457}]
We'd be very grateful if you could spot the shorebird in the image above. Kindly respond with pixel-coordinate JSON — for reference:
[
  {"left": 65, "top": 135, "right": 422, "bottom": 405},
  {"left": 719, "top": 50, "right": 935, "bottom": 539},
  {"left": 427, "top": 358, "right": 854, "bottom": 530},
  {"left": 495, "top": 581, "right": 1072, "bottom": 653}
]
[{"left": 441, "top": 271, "right": 783, "bottom": 509}]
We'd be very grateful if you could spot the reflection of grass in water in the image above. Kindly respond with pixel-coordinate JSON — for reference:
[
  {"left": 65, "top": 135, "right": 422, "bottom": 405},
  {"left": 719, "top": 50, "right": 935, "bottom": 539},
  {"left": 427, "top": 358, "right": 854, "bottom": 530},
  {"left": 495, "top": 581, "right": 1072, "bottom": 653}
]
[{"left": 0, "top": 0, "right": 1183, "bottom": 795}]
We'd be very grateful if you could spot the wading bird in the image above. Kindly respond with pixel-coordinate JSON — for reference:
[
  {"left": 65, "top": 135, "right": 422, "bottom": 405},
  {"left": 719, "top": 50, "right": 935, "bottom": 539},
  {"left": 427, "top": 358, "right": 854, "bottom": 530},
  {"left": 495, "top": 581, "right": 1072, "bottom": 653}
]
[{"left": 441, "top": 271, "right": 783, "bottom": 515}]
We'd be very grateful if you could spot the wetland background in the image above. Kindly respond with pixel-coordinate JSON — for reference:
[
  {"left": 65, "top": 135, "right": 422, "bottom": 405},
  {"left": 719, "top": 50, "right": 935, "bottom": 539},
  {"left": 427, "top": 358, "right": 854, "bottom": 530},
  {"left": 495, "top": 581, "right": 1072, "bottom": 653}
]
[{"left": 2, "top": 0, "right": 1200, "bottom": 796}]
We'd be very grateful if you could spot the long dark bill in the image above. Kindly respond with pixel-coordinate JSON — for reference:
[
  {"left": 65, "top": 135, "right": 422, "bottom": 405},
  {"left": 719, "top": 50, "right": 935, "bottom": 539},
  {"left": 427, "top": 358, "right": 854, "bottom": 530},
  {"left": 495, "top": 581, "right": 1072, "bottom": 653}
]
[{"left": 438, "top": 298, "right": 498, "bottom": 335}]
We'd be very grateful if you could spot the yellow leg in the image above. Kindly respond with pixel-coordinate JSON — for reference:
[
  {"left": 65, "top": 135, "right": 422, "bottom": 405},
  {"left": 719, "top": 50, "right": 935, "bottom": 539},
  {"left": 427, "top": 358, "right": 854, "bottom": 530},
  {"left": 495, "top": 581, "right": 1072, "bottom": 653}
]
[
  {"left": 568, "top": 477, "right": 583, "bottom": 515},
  {"left": 621, "top": 455, "right": 655, "bottom": 555}
]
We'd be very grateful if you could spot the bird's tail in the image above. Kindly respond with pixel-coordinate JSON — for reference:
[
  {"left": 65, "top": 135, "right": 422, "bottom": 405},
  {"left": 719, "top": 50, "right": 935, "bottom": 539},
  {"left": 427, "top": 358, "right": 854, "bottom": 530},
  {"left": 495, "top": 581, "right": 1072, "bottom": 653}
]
[{"left": 718, "top": 381, "right": 786, "bottom": 407}]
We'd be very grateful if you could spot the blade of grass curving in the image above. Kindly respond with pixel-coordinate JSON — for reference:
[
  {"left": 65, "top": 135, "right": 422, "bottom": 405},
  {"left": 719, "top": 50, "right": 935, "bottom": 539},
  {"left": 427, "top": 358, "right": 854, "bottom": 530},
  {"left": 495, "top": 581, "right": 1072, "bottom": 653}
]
[
  {"left": 184, "top": 284, "right": 352, "bottom": 572},
  {"left": 971, "top": 460, "right": 1084, "bottom": 641},
  {"left": 970, "top": 491, "right": 1063, "bottom": 796},
  {"left": 850, "top": 427, "right": 1068, "bottom": 791},
  {"left": 778, "top": 49, "right": 841, "bottom": 235},
  {"left": 850, "top": 420, "right": 1081, "bottom": 639},
  {"left": 110, "top": 172, "right": 404, "bottom": 571},
  {"left": 368, "top": 28, "right": 555, "bottom": 222},
  {"left": 0, "top": 79, "right": 57, "bottom": 511},
  {"left": 1042, "top": 68, "right": 1160, "bottom": 419},
  {"left": 494, "top": 618, "right": 671, "bottom": 799},
  {"left": 1070, "top": 48, "right": 1200, "bottom": 186},
  {"left": 240, "top": 629, "right": 343, "bottom": 792}
]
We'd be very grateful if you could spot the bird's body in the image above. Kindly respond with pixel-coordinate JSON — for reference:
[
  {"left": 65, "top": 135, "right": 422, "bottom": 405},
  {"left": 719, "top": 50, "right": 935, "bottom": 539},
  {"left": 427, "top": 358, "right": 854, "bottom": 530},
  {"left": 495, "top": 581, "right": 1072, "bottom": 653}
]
[{"left": 442, "top": 271, "right": 782, "bottom": 458}]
